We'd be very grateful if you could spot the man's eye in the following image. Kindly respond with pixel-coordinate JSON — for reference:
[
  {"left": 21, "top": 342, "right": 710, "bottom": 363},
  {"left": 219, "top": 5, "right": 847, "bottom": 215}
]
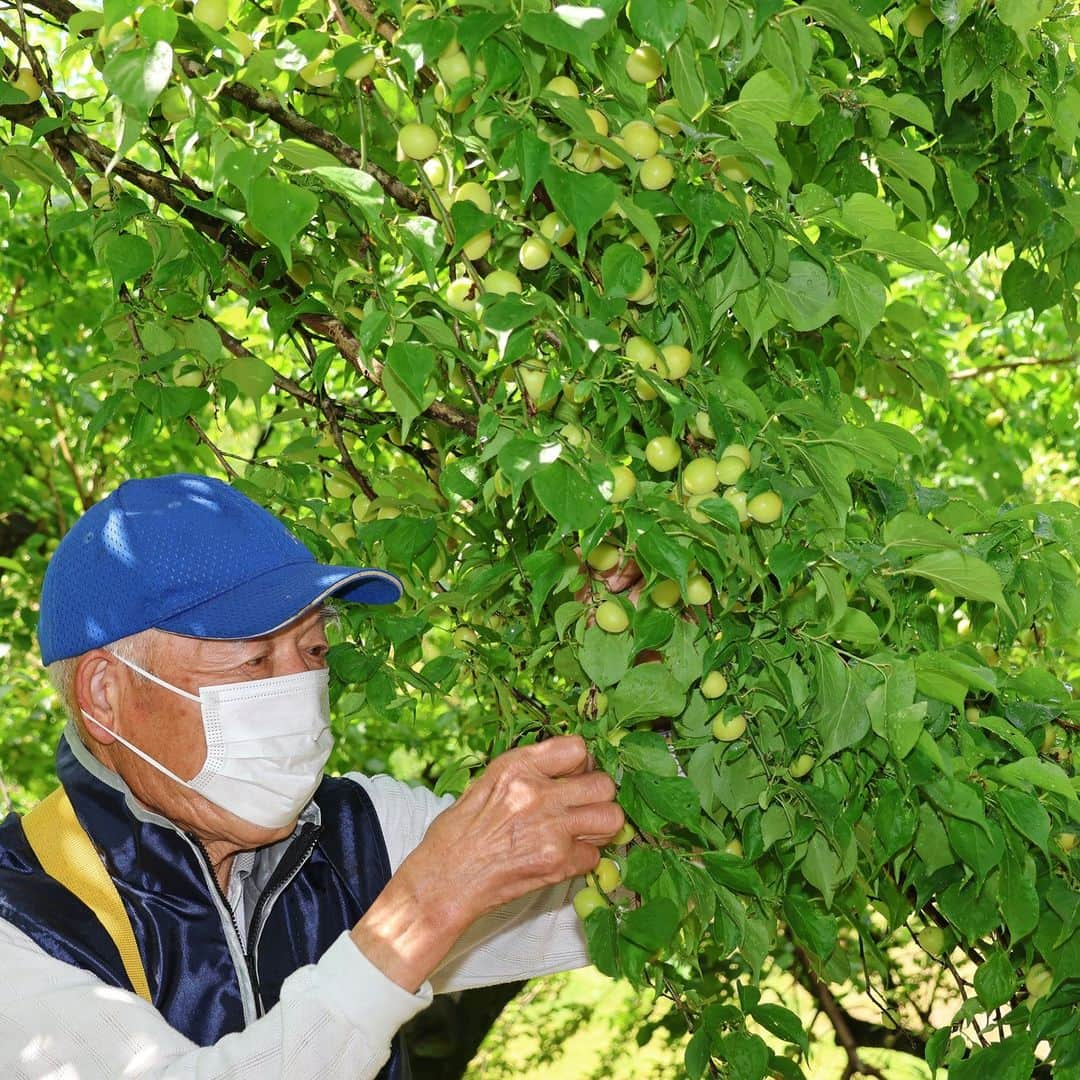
[{"left": 244, "top": 655, "right": 268, "bottom": 668}]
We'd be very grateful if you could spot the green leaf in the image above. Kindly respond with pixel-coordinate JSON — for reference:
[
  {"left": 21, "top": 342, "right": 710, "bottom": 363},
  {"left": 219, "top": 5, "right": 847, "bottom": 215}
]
[
  {"left": 307, "top": 166, "right": 387, "bottom": 240},
  {"left": 749, "top": 1003, "right": 809, "bottom": 1054},
  {"left": 627, "top": 0, "right": 688, "bottom": 52},
  {"left": 623, "top": 769, "right": 701, "bottom": 829},
  {"left": 995, "top": 0, "right": 1054, "bottom": 37},
  {"left": 668, "top": 34, "right": 707, "bottom": 118},
  {"left": 620, "top": 897, "right": 682, "bottom": 952},
  {"left": 859, "top": 229, "right": 949, "bottom": 275},
  {"left": 579, "top": 624, "right": 634, "bottom": 688},
  {"left": 103, "top": 41, "right": 173, "bottom": 114},
  {"left": 974, "top": 947, "right": 1017, "bottom": 1009},
  {"left": 949, "top": 1035, "right": 1035, "bottom": 1080},
  {"left": 382, "top": 341, "right": 436, "bottom": 437},
  {"left": 1001, "top": 257, "right": 1058, "bottom": 317},
  {"left": 399, "top": 216, "right": 445, "bottom": 286},
  {"left": 999, "top": 851, "right": 1040, "bottom": 941},
  {"left": 582, "top": 904, "right": 620, "bottom": 976},
  {"left": 836, "top": 264, "right": 887, "bottom": 347},
  {"left": 542, "top": 165, "right": 616, "bottom": 256},
  {"left": 812, "top": 646, "right": 870, "bottom": 758},
  {"left": 247, "top": 175, "right": 319, "bottom": 266},
  {"left": 609, "top": 663, "right": 687, "bottom": 723},
  {"left": 883, "top": 511, "right": 959, "bottom": 556},
  {"left": 701, "top": 852, "right": 765, "bottom": 895},
  {"left": 801, "top": 0, "right": 884, "bottom": 58},
  {"left": 530, "top": 459, "right": 605, "bottom": 534},
  {"left": 619, "top": 732, "right": 679, "bottom": 778},
  {"left": 520, "top": 8, "right": 610, "bottom": 69},
  {"left": 783, "top": 893, "right": 838, "bottom": 959},
  {"left": 996, "top": 788, "right": 1051, "bottom": 851},
  {"left": 766, "top": 258, "right": 837, "bottom": 331},
  {"left": 997, "top": 758, "right": 1080, "bottom": 816},
  {"left": 520, "top": 549, "right": 568, "bottom": 623},
  {"left": 900, "top": 550, "right": 1005, "bottom": 605},
  {"left": 102, "top": 234, "right": 153, "bottom": 287},
  {"left": 600, "top": 242, "right": 646, "bottom": 299},
  {"left": 220, "top": 355, "right": 275, "bottom": 399}
]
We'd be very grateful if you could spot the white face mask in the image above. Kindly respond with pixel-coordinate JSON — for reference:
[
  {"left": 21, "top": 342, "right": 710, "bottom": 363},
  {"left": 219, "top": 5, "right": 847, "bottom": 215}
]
[{"left": 81, "top": 654, "right": 334, "bottom": 830}]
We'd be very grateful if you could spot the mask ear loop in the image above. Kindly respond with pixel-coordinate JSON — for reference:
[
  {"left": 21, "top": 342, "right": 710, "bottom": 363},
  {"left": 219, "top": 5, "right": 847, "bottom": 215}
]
[
  {"left": 80, "top": 710, "right": 196, "bottom": 789},
  {"left": 108, "top": 652, "right": 202, "bottom": 704}
]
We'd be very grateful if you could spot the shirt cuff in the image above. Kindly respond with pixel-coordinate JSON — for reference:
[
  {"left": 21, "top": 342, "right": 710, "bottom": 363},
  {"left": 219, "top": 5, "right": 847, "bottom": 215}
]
[{"left": 300, "top": 931, "right": 434, "bottom": 1033}]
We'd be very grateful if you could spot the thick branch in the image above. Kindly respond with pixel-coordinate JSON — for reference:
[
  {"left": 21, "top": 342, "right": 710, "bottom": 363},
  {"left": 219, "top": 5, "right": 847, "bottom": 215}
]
[{"left": 796, "top": 948, "right": 888, "bottom": 1080}]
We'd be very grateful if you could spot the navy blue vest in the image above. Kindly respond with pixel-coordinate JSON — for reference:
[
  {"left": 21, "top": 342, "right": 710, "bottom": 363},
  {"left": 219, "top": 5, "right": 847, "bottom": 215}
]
[{"left": 0, "top": 734, "right": 407, "bottom": 1076}]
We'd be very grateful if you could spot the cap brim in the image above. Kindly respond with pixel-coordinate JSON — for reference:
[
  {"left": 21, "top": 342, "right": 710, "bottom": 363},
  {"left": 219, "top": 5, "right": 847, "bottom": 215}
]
[{"left": 155, "top": 561, "right": 402, "bottom": 640}]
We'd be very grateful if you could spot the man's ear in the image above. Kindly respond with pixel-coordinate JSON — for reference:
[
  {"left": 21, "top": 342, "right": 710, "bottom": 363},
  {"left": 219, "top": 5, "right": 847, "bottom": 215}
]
[{"left": 75, "top": 650, "right": 120, "bottom": 745}]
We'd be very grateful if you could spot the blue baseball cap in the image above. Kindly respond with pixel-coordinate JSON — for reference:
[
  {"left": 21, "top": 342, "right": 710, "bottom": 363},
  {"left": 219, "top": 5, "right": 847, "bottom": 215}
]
[{"left": 38, "top": 473, "right": 402, "bottom": 664}]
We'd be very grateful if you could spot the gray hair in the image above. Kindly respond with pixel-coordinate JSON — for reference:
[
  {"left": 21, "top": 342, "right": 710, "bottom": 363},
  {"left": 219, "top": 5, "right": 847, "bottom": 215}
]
[{"left": 46, "top": 629, "right": 159, "bottom": 726}]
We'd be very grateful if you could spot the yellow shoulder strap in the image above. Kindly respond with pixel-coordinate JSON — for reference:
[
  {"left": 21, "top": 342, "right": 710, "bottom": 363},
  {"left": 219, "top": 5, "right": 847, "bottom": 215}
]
[{"left": 23, "top": 787, "right": 152, "bottom": 1003}]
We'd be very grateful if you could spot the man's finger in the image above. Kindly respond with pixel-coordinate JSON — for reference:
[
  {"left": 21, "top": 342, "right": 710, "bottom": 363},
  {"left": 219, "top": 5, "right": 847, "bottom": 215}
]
[
  {"left": 522, "top": 735, "right": 590, "bottom": 778},
  {"left": 554, "top": 769, "right": 617, "bottom": 808},
  {"left": 564, "top": 802, "right": 625, "bottom": 841}
]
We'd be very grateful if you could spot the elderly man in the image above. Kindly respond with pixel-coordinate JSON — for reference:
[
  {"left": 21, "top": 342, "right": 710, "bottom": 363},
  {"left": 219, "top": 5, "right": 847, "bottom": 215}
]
[{"left": 0, "top": 473, "right": 623, "bottom": 1078}]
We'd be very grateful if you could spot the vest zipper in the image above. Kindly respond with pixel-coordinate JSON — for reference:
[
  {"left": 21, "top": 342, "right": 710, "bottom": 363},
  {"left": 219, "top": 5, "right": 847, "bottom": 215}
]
[
  {"left": 245, "top": 822, "right": 322, "bottom": 1015},
  {"left": 185, "top": 832, "right": 259, "bottom": 1023}
]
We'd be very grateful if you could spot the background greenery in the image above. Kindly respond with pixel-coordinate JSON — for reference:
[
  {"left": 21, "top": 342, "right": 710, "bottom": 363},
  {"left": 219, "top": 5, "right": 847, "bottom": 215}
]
[{"left": 1, "top": 0, "right": 1079, "bottom": 1075}]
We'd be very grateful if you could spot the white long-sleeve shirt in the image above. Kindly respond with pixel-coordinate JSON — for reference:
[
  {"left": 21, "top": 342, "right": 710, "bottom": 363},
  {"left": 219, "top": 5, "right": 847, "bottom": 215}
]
[{"left": 0, "top": 770, "right": 590, "bottom": 1079}]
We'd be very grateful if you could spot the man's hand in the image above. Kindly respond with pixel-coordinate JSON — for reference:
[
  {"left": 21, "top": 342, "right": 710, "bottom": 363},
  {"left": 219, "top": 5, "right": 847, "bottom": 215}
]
[{"left": 350, "top": 736, "right": 623, "bottom": 992}]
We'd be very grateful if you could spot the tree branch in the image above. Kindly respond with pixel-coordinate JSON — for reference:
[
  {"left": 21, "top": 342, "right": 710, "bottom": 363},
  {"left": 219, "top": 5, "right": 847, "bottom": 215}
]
[{"left": 950, "top": 354, "right": 1077, "bottom": 380}]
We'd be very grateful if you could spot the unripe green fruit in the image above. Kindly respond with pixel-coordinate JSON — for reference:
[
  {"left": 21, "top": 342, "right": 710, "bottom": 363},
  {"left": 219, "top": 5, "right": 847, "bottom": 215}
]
[
  {"left": 453, "top": 181, "right": 492, "bottom": 213},
  {"left": 398, "top": 122, "right": 438, "bottom": 160},
  {"left": 626, "top": 336, "right": 660, "bottom": 369},
  {"left": 626, "top": 269, "right": 653, "bottom": 304},
  {"left": 330, "top": 521, "right": 355, "bottom": 547},
  {"left": 159, "top": 86, "right": 188, "bottom": 123},
  {"left": 192, "top": 0, "right": 228, "bottom": 29},
  {"left": 747, "top": 491, "right": 782, "bottom": 524},
  {"left": 453, "top": 626, "right": 478, "bottom": 648},
  {"left": 652, "top": 579, "right": 681, "bottom": 608},
  {"left": 326, "top": 475, "right": 353, "bottom": 499},
  {"left": 595, "top": 857, "right": 622, "bottom": 893},
  {"left": 964, "top": 706, "right": 980, "bottom": 723},
  {"left": 723, "top": 488, "right": 749, "bottom": 524},
  {"left": 904, "top": 4, "right": 935, "bottom": 37},
  {"left": 587, "top": 542, "right": 620, "bottom": 572},
  {"left": 492, "top": 469, "right": 512, "bottom": 498},
  {"left": 287, "top": 261, "right": 313, "bottom": 287},
  {"left": 11, "top": 68, "right": 42, "bottom": 101},
  {"left": 545, "top": 75, "right": 579, "bottom": 97},
  {"left": 445, "top": 277, "right": 475, "bottom": 312},
  {"left": 682, "top": 457, "right": 719, "bottom": 495},
  {"left": 300, "top": 55, "right": 337, "bottom": 86},
  {"left": 518, "top": 235, "right": 552, "bottom": 270},
  {"left": 344, "top": 51, "right": 376, "bottom": 79},
  {"left": 539, "top": 212, "right": 574, "bottom": 247},
  {"left": 660, "top": 345, "right": 692, "bottom": 380},
  {"left": 473, "top": 113, "right": 494, "bottom": 140},
  {"left": 701, "top": 671, "right": 728, "bottom": 699},
  {"left": 1057, "top": 832, "right": 1077, "bottom": 853},
  {"left": 653, "top": 100, "right": 681, "bottom": 136},
  {"left": 714, "top": 456, "right": 746, "bottom": 485},
  {"left": 90, "top": 177, "right": 113, "bottom": 208},
  {"left": 518, "top": 366, "right": 552, "bottom": 406},
  {"left": 608, "top": 465, "right": 637, "bottom": 502},
  {"left": 721, "top": 443, "right": 751, "bottom": 469},
  {"left": 716, "top": 156, "right": 750, "bottom": 183},
  {"left": 625, "top": 44, "right": 662, "bottom": 84},
  {"left": 1025, "top": 963, "right": 1053, "bottom": 1000},
  {"left": 712, "top": 712, "right": 747, "bottom": 741},
  {"left": 724, "top": 837, "right": 743, "bottom": 857},
  {"left": 918, "top": 926, "right": 946, "bottom": 954},
  {"left": 573, "top": 885, "right": 609, "bottom": 920},
  {"left": 462, "top": 230, "right": 492, "bottom": 260},
  {"left": 694, "top": 411, "right": 715, "bottom": 440},
  {"left": 639, "top": 155, "right": 674, "bottom": 190},
  {"left": 483, "top": 269, "right": 522, "bottom": 295},
  {"left": 788, "top": 753, "right": 815, "bottom": 779},
  {"left": 612, "top": 823, "right": 636, "bottom": 846},
  {"left": 436, "top": 46, "right": 471, "bottom": 86},
  {"left": 686, "top": 573, "right": 712, "bottom": 606},
  {"left": 585, "top": 108, "right": 609, "bottom": 137},
  {"left": 421, "top": 157, "right": 446, "bottom": 186},
  {"left": 578, "top": 689, "right": 609, "bottom": 717},
  {"left": 596, "top": 600, "right": 629, "bottom": 633},
  {"left": 620, "top": 120, "right": 660, "bottom": 160},
  {"left": 571, "top": 142, "right": 603, "bottom": 173},
  {"left": 645, "top": 436, "right": 680, "bottom": 471},
  {"left": 635, "top": 376, "right": 658, "bottom": 402}
]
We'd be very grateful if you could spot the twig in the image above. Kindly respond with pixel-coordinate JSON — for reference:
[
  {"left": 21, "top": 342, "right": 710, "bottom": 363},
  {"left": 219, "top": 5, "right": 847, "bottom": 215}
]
[
  {"left": 186, "top": 416, "right": 238, "bottom": 479},
  {"left": 950, "top": 354, "right": 1077, "bottom": 380}
]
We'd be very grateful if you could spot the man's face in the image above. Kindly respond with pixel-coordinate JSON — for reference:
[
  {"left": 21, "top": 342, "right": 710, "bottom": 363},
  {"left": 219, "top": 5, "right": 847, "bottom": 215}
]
[{"left": 77, "top": 608, "right": 332, "bottom": 849}]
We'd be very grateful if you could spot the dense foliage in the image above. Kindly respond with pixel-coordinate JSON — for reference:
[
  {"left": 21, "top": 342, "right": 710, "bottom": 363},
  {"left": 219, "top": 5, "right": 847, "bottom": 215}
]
[{"left": 2, "top": 0, "right": 1079, "bottom": 1075}]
